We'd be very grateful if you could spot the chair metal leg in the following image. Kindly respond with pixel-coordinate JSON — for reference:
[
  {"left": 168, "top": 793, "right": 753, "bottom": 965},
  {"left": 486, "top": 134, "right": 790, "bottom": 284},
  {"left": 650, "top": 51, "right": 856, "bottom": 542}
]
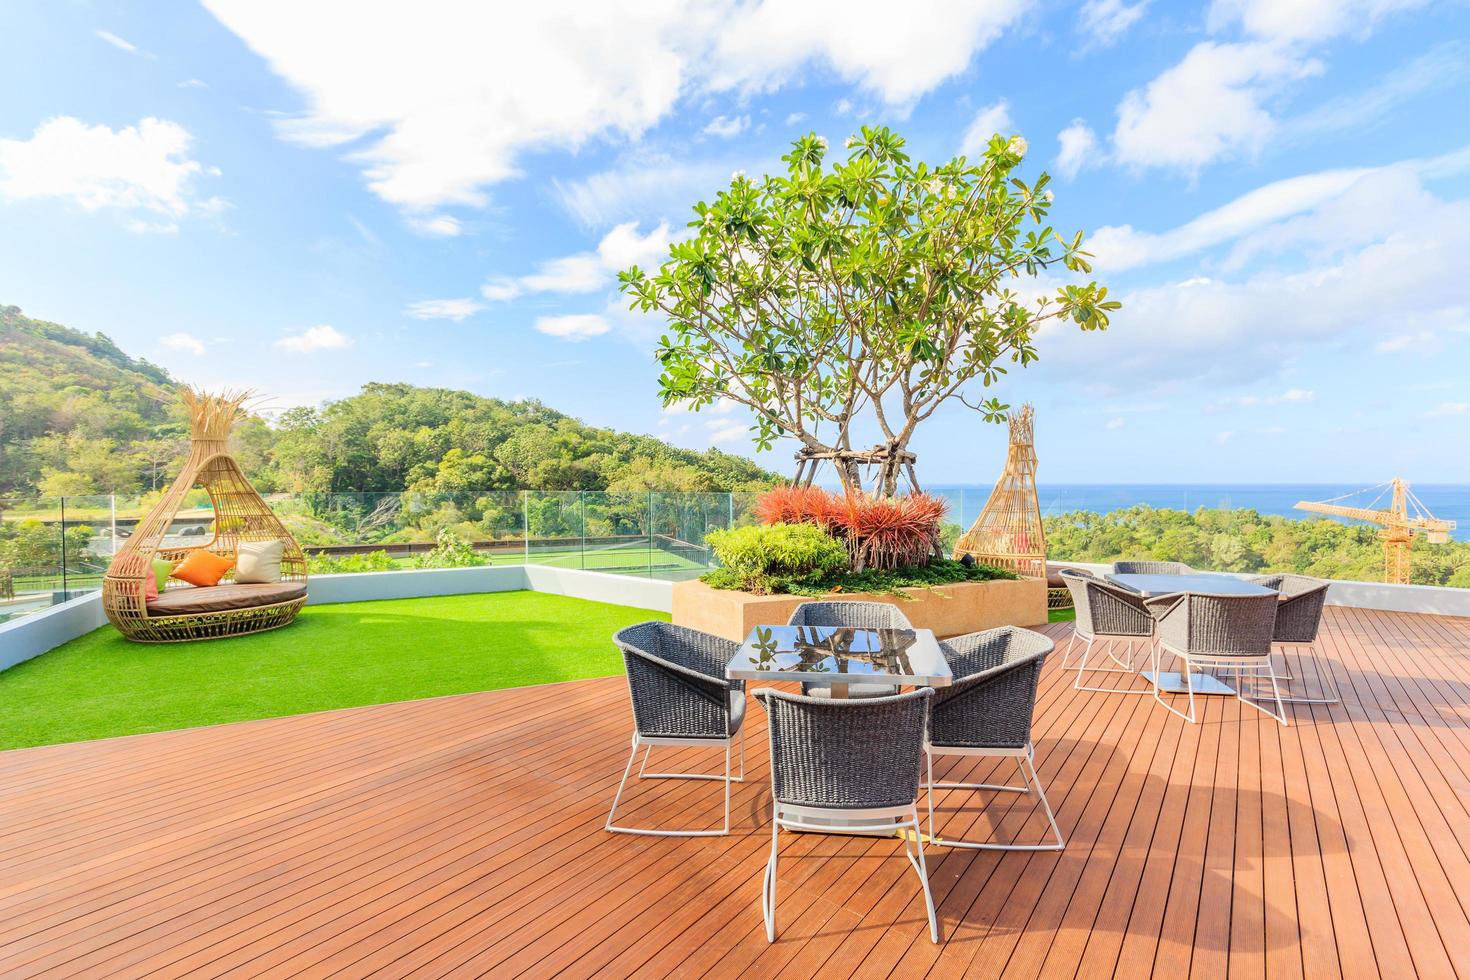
[
  {"left": 1237, "top": 663, "right": 1290, "bottom": 727},
  {"left": 1152, "top": 645, "right": 1198, "bottom": 723},
  {"left": 1075, "top": 636, "right": 1149, "bottom": 695},
  {"left": 1274, "top": 643, "right": 1342, "bottom": 705},
  {"left": 926, "top": 746, "right": 1065, "bottom": 851},
  {"left": 902, "top": 808, "right": 940, "bottom": 942},
  {"left": 763, "top": 805, "right": 779, "bottom": 941},
  {"left": 607, "top": 733, "right": 737, "bottom": 837}
]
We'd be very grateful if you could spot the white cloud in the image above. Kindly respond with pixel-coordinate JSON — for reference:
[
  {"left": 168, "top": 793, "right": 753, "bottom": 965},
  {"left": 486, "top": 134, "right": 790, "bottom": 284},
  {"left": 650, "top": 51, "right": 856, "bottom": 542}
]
[
  {"left": 708, "top": 1, "right": 1029, "bottom": 108},
  {"left": 178, "top": 78, "right": 210, "bottom": 89},
  {"left": 959, "top": 100, "right": 1011, "bottom": 157},
  {"left": 705, "top": 418, "right": 750, "bottom": 445},
  {"left": 520, "top": 254, "right": 607, "bottom": 294},
  {"left": 552, "top": 154, "right": 739, "bottom": 228},
  {"left": 703, "top": 114, "right": 749, "bottom": 138},
  {"left": 159, "top": 332, "right": 205, "bottom": 356},
  {"left": 1077, "top": 0, "right": 1148, "bottom": 49},
  {"left": 1039, "top": 171, "right": 1470, "bottom": 390},
  {"left": 1207, "top": 0, "right": 1427, "bottom": 45},
  {"left": 1374, "top": 330, "right": 1434, "bottom": 353},
  {"left": 274, "top": 324, "right": 353, "bottom": 353},
  {"left": 1111, "top": 41, "right": 1321, "bottom": 173},
  {"left": 203, "top": 1, "right": 1031, "bottom": 215},
  {"left": 784, "top": 112, "right": 807, "bottom": 126},
  {"left": 0, "top": 117, "right": 222, "bottom": 230},
  {"left": 834, "top": 98, "right": 855, "bottom": 117},
  {"left": 534, "top": 314, "right": 611, "bottom": 341},
  {"left": 1215, "top": 430, "right": 1234, "bottom": 444},
  {"left": 1105, "top": 417, "right": 1125, "bottom": 429},
  {"left": 1055, "top": 120, "right": 1099, "bottom": 179},
  {"left": 483, "top": 220, "right": 678, "bottom": 301},
  {"left": 404, "top": 298, "right": 485, "bottom": 321},
  {"left": 1292, "top": 42, "right": 1470, "bottom": 139},
  {"left": 480, "top": 279, "right": 521, "bottom": 302},
  {"left": 1085, "top": 158, "right": 1457, "bottom": 270},
  {"left": 1222, "top": 388, "right": 1316, "bottom": 407},
  {"left": 406, "top": 214, "right": 462, "bottom": 237},
  {"left": 95, "top": 30, "right": 145, "bottom": 55},
  {"left": 597, "top": 220, "right": 677, "bottom": 270},
  {"left": 1426, "top": 402, "right": 1470, "bottom": 418}
]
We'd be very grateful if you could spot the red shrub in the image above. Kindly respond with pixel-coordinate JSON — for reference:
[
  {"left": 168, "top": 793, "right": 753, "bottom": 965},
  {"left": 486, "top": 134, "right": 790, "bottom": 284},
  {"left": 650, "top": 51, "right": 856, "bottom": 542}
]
[
  {"left": 753, "top": 485, "right": 947, "bottom": 571},
  {"left": 753, "top": 484, "right": 842, "bottom": 530}
]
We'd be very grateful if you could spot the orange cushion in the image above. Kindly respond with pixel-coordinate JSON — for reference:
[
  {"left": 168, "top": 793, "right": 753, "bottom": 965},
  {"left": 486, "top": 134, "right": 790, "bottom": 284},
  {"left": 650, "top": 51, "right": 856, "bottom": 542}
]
[{"left": 171, "top": 549, "right": 235, "bottom": 587}]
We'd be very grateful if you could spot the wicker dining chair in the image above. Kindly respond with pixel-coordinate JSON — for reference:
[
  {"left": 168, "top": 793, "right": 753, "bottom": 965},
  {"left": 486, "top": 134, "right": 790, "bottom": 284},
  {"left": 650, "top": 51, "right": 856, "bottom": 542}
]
[
  {"left": 1113, "top": 560, "right": 1194, "bottom": 575},
  {"left": 785, "top": 600, "right": 913, "bottom": 698},
  {"left": 1144, "top": 592, "right": 1286, "bottom": 725},
  {"left": 1060, "top": 569, "right": 1154, "bottom": 694},
  {"left": 926, "top": 627, "right": 1064, "bottom": 851},
  {"left": 606, "top": 621, "right": 746, "bottom": 837},
  {"left": 1250, "top": 573, "right": 1337, "bottom": 705},
  {"left": 755, "top": 687, "right": 938, "bottom": 943}
]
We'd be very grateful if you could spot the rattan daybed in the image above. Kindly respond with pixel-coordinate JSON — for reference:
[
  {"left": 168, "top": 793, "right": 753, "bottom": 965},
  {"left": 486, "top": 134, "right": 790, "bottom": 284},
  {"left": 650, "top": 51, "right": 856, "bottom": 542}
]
[{"left": 103, "top": 389, "right": 307, "bottom": 643}]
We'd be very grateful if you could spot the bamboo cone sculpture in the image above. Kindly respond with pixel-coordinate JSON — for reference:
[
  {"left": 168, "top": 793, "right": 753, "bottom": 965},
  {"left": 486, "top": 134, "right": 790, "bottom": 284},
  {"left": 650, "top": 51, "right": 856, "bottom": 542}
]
[{"left": 952, "top": 404, "right": 1046, "bottom": 578}]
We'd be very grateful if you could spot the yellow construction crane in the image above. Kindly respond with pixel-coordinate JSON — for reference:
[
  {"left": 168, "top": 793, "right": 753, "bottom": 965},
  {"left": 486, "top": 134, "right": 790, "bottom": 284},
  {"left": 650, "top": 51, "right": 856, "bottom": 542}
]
[{"left": 1296, "top": 478, "right": 1455, "bottom": 584}]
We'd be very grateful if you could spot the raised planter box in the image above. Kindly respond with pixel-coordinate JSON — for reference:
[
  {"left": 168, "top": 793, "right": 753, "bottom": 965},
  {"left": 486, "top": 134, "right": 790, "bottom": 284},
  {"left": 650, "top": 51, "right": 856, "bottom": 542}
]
[{"left": 672, "top": 577, "right": 1049, "bottom": 643}]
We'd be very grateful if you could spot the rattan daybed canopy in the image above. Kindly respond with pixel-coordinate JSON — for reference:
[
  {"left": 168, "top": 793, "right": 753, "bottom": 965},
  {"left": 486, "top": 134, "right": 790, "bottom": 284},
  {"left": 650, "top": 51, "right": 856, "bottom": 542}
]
[{"left": 103, "top": 388, "right": 307, "bottom": 642}]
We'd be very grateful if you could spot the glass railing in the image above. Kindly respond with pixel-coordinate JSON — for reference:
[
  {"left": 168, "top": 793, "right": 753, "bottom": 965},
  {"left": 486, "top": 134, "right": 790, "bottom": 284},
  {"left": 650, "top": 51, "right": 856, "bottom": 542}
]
[{"left": 3, "top": 485, "right": 1465, "bottom": 626}]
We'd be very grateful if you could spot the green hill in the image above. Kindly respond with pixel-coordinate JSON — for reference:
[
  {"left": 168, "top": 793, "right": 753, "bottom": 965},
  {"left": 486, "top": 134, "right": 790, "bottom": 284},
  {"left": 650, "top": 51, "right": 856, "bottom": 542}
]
[{"left": 0, "top": 304, "right": 775, "bottom": 498}]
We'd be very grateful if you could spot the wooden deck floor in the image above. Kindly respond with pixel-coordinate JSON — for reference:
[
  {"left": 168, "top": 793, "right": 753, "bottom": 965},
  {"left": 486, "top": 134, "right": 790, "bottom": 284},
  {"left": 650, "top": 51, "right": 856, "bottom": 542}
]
[{"left": 3, "top": 606, "right": 1470, "bottom": 978}]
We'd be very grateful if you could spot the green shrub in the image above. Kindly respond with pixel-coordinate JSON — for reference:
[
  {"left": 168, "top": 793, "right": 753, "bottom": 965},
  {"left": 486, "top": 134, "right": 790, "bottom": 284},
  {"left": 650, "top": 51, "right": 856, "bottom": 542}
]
[
  {"left": 411, "top": 528, "right": 489, "bottom": 569},
  {"left": 307, "top": 549, "right": 397, "bottom": 574},
  {"left": 705, "top": 522, "right": 848, "bottom": 594}
]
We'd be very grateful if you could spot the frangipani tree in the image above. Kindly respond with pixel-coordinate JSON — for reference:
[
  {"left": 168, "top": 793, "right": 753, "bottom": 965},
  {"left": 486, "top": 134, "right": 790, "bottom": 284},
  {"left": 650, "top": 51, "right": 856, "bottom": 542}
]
[{"left": 619, "top": 126, "right": 1119, "bottom": 497}]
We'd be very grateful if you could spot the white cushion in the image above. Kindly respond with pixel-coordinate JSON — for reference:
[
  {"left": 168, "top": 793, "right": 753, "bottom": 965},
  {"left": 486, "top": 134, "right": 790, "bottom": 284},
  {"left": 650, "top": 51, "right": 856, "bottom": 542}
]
[{"left": 235, "top": 539, "right": 285, "bottom": 584}]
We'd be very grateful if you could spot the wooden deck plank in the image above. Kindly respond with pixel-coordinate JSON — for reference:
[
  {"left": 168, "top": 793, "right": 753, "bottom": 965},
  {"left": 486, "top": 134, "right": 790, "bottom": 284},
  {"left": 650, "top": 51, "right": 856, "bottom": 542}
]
[{"left": 1, "top": 607, "right": 1468, "bottom": 978}]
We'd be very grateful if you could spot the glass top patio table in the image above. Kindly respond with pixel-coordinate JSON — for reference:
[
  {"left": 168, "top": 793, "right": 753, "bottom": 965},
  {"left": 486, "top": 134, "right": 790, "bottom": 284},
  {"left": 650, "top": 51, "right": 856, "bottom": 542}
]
[
  {"left": 725, "top": 625, "right": 952, "bottom": 694},
  {"left": 1106, "top": 573, "right": 1278, "bottom": 598}
]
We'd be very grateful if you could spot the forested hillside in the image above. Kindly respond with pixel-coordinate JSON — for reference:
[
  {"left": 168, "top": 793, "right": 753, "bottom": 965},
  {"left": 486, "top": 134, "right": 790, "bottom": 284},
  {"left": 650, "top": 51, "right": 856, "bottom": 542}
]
[
  {"left": 1044, "top": 505, "right": 1470, "bottom": 588},
  {"left": 0, "top": 305, "right": 775, "bottom": 497}
]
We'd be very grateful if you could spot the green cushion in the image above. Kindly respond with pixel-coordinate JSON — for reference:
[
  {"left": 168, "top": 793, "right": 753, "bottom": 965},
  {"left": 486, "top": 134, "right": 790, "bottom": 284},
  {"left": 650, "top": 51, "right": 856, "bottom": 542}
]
[{"left": 153, "top": 557, "right": 175, "bottom": 587}]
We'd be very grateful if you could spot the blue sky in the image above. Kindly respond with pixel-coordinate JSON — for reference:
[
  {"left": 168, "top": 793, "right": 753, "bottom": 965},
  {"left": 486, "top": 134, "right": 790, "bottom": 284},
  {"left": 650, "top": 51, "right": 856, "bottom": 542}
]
[{"left": 2, "top": 0, "right": 1469, "bottom": 485}]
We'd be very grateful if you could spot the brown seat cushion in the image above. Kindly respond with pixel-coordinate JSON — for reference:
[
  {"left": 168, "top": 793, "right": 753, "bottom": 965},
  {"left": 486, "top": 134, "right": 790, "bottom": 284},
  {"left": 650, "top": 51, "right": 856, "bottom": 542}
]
[{"left": 146, "top": 581, "right": 307, "bottom": 617}]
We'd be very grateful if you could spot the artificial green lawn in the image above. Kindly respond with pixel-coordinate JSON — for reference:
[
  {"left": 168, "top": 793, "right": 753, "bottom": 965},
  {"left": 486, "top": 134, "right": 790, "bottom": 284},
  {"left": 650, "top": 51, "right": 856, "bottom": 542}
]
[{"left": 0, "top": 591, "right": 666, "bottom": 751}]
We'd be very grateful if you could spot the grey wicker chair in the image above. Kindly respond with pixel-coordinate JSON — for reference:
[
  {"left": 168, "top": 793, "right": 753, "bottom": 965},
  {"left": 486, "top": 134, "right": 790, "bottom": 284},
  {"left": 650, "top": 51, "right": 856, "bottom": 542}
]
[
  {"left": 1113, "top": 560, "right": 1193, "bottom": 575},
  {"left": 1144, "top": 592, "right": 1285, "bottom": 725},
  {"left": 1061, "top": 569, "right": 1154, "bottom": 695},
  {"left": 926, "top": 627, "right": 1064, "bottom": 851},
  {"left": 606, "top": 621, "right": 746, "bottom": 837},
  {"left": 786, "top": 601, "right": 913, "bottom": 698},
  {"left": 755, "top": 687, "right": 938, "bottom": 943},
  {"left": 1250, "top": 573, "right": 1337, "bottom": 705}
]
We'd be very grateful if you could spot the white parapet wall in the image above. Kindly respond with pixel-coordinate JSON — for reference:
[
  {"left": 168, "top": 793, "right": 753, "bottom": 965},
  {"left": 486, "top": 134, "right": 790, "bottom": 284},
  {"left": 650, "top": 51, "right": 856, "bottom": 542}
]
[
  {"left": 0, "top": 565, "right": 675, "bottom": 673},
  {"left": 3, "top": 564, "right": 1464, "bottom": 674}
]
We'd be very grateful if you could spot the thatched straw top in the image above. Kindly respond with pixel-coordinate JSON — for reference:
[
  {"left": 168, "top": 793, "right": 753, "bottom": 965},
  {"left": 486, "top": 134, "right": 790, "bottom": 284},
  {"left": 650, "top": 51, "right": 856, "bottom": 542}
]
[{"left": 179, "top": 387, "right": 253, "bottom": 442}]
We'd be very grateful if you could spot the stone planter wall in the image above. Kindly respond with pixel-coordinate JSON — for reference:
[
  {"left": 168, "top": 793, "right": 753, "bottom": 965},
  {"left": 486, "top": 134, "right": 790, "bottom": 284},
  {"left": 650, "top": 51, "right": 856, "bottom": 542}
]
[{"left": 671, "top": 577, "right": 1049, "bottom": 643}]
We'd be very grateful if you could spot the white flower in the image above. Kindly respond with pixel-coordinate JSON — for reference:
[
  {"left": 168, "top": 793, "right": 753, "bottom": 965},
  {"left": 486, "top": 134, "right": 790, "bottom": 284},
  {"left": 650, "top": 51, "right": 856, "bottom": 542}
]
[
  {"left": 844, "top": 135, "right": 859, "bottom": 149},
  {"left": 814, "top": 135, "right": 828, "bottom": 150},
  {"left": 925, "top": 178, "right": 943, "bottom": 194},
  {"left": 730, "top": 170, "right": 747, "bottom": 182},
  {"left": 1007, "top": 135, "right": 1028, "bottom": 157},
  {"left": 1040, "top": 189, "right": 1054, "bottom": 204}
]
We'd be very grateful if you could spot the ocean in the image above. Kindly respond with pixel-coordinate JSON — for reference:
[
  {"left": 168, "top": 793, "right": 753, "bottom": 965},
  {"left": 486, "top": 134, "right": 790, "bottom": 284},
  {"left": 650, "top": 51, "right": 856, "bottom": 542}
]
[{"left": 924, "top": 484, "right": 1470, "bottom": 542}]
